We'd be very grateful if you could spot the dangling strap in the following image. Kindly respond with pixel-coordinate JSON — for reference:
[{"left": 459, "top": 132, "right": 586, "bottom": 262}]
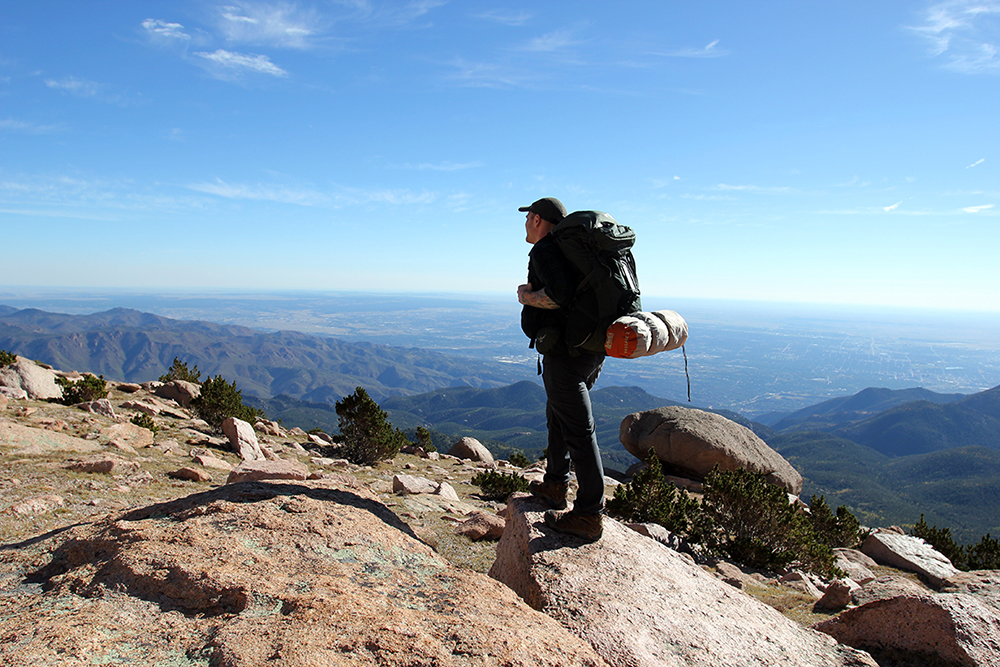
[
  {"left": 683, "top": 344, "right": 691, "bottom": 402},
  {"left": 537, "top": 353, "right": 542, "bottom": 376}
]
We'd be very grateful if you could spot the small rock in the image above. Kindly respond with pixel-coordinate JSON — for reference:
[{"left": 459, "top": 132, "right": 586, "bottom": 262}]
[
  {"left": 169, "top": 467, "right": 212, "bottom": 483},
  {"left": 456, "top": 511, "right": 506, "bottom": 540},
  {"left": 226, "top": 459, "right": 309, "bottom": 484}
]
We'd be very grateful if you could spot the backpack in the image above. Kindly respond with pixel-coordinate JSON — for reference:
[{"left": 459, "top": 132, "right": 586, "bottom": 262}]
[{"left": 550, "top": 211, "right": 642, "bottom": 353}]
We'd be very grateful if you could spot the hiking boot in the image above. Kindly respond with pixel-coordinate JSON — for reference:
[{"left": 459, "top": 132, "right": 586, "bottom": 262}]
[
  {"left": 544, "top": 509, "right": 603, "bottom": 541},
  {"left": 528, "top": 479, "right": 568, "bottom": 510}
]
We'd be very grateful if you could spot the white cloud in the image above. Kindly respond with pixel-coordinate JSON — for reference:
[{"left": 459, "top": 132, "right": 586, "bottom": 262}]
[
  {"left": 142, "top": 18, "right": 191, "bottom": 40},
  {"left": 218, "top": 2, "right": 321, "bottom": 49},
  {"left": 518, "top": 30, "right": 580, "bottom": 54},
  {"left": 651, "top": 39, "right": 729, "bottom": 58},
  {"left": 0, "top": 118, "right": 64, "bottom": 134},
  {"left": 910, "top": 1, "right": 1000, "bottom": 73},
  {"left": 884, "top": 201, "right": 903, "bottom": 211},
  {"left": 473, "top": 10, "right": 532, "bottom": 26},
  {"left": 411, "top": 162, "right": 483, "bottom": 171},
  {"left": 187, "top": 178, "right": 323, "bottom": 204},
  {"left": 186, "top": 178, "right": 438, "bottom": 206},
  {"left": 963, "top": 203, "right": 994, "bottom": 212},
  {"left": 196, "top": 49, "right": 288, "bottom": 77},
  {"left": 45, "top": 76, "right": 101, "bottom": 98},
  {"left": 966, "top": 157, "right": 986, "bottom": 168}
]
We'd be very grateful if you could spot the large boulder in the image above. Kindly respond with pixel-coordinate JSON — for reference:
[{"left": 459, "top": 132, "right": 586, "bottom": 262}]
[
  {"left": 0, "top": 357, "right": 62, "bottom": 400},
  {"left": 941, "top": 571, "right": 1000, "bottom": 611},
  {"left": 620, "top": 406, "right": 803, "bottom": 494},
  {"left": 448, "top": 436, "right": 495, "bottom": 465},
  {"left": 815, "top": 592, "right": 1000, "bottom": 666},
  {"left": 489, "top": 493, "right": 876, "bottom": 667},
  {"left": 861, "top": 531, "right": 960, "bottom": 589},
  {"left": 0, "top": 481, "right": 607, "bottom": 666},
  {"left": 153, "top": 380, "right": 200, "bottom": 408},
  {"left": 222, "top": 417, "right": 265, "bottom": 461}
]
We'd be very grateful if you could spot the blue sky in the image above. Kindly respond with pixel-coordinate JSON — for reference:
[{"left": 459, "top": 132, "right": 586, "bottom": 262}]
[{"left": 2, "top": 1, "right": 999, "bottom": 311}]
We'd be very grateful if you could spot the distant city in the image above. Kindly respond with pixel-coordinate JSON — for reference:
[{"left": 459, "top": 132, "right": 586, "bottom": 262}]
[{"left": 2, "top": 289, "right": 998, "bottom": 418}]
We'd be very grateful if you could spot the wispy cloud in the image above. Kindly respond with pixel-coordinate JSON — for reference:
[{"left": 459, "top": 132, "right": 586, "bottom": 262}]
[
  {"left": 44, "top": 76, "right": 128, "bottom": 104},
  {"left": 517, "top": 29, "right": 580, "bottom": 53},
  {"left": 187, "top": 178, "right": 322, "bottom": 204},
  {"left": 909, "top": 1, "right": 1000, "bottom": 73},
  {"left": 712, "top": 183, "right": 795, "bottom": 193},
  {"left": 45, "top": 76, "right": 102, "bottom": 98},
  {"left": 0, "top": 117, "right": 64, "bottom": 134},
  {"left": 445, "top": 58, "right": 539, "bottom": 88},
  {"left": 196, "top": 49, "right": 288, "bottom": 77},
  {"left": 186, "top": 178, "right": 438, "bottom": 206},
  {"left": 966, "top": 157, "right": 986, "bottom": 168},
  {"left": 651, "top": 39, "right": 729, "bottom": 58},
  {"left": 884, "top": 201, "right": 903, "bottom": 211},
  {"left": 963, "top": 203, "right": 994, "bottom": 212},
  {"left": 473, "top": 10, "right": 532, "bottom": 26},
  {"left": 217, "top": 2, "right": 322, "bottom": 49},
  {"left": 142, "top": 18, "right": 191, "bottom": 41},
  {"left": 403, "top": 161, "right": 484, "bottom": 171}
]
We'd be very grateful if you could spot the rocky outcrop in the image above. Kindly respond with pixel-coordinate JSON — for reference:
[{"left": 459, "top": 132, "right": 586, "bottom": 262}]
[
  {"left": 861, "top": 531, "right": 960, "bottom": 589},
  {"left": 222, "top": 416, "right": 264, "bottom": 461},
  {"left": 0, "top": 481, "right": 607, "bottom": 666},
  {"left": 942, "top": 571, "right": 1000, "bottom": 610},
  {"left": 153, "top": 379, "right": 200, "bottom": 408},
  {"left": 619, "top": 406, "right": 803, "bottom": 494},
  {"left": 815, "top": 592, "right": 1000, "bottom": 666},
  {"left": 489, "top": 494, "right": 876, "bottom": 667},
  {"left": 0, "top": 356, "right": 61, "bottom": 400},
  {"left": 448, "top": 436, "right": 495, "bottom": 465}
]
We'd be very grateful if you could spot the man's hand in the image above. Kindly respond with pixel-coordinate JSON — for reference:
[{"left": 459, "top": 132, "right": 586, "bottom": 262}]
[{"left": 518, "top": 282, "right": 560, "bottom": 309}]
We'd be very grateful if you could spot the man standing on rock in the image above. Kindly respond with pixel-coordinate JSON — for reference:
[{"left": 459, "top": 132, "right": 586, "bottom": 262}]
[{"left": 517, "top": 197, "right": 605, "bottom": 541}]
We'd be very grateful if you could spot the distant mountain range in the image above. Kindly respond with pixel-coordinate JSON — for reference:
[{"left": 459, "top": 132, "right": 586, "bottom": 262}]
[
  {"left": 3, "top": 305, "right": 998, "bottom": 543},
  {"left": 0, "top": 306, "right": 527, "bottom": 402}
]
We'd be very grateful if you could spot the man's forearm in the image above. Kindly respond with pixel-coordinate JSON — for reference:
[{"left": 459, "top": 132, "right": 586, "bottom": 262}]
[{"left": 519, "top": 286, "right": 560, "bottom": 310}]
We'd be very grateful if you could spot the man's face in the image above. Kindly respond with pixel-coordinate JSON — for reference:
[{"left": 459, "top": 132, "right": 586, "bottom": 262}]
[{"left": 525, "top": 211, "right": 540, "bottom": 244}]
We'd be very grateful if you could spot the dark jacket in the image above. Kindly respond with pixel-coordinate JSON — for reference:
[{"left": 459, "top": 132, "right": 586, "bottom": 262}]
[{"left": 521, "top": 234, "right": 583, "bottom": 355}]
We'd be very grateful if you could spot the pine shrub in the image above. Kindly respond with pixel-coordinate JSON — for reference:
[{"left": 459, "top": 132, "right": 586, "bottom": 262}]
[
  {"left": 966, "top": 533, "right": 1000, "bottom": 570},
  {"left": 0, "top": 350, "right": 16, "bottom": 367},
  {"left": 55, "top": 374, "right": 108, "bottom": 405},
  {"left": 334, "top": 387, "right": 407, "bottom": 465},
  {"left": 130, "top": 412, "right": 159, "bottom": 434},
  {"left": 159, "top": 357, "right": 201, "bottom": 383},
  {"left": 471, "top": 469, "right": 529, "bottom": 501},
  {"left": 508, "top": 450, "right": 530, "bottom": 468},
  {"left": 192, "top": 375, "right": 264, "bottom": 429},
  {"left": 808, "top": 495, "right": 862, "bottom": 548},
  {"left": 911, "top": 515, "right": 967, "bottom": 570},
  {"left": 607, "top": 452, "right": 707, "bottom": 541}
]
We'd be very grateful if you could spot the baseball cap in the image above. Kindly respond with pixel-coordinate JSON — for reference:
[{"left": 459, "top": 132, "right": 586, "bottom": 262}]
[{"left": 518, "top": 197, "right": 567, "bottom": 223}]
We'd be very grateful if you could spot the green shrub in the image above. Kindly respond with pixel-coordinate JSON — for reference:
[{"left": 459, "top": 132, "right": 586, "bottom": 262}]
[
  {"left": 911, "top": 514, "right": 967, "bottom": 570},
  {"left": 130, "top": 412, "right": 159, "bottom": 434},
  {"left": 55, "top": 374, "right": 108, "bottom": 405},
  {"left": 701, "top": 467, "right": 816, "bottom": 573},
  {"left": 808, "top": 495, "right": 862, "bottom": 549},
  {"left": 607, "top": 452, "right": 708, "bottom": 541},
  {"left": 334, "top": 387, "right": 407, "bottom": 465},
  {"left": 415, "top": 426, "right": 437, "bottom": 452},
  {"left": 909, "top": 517, "right": 1000, "bottom": 571},
  {"left": 0, "top": 350, "right": 16, "bottom": 367},
  {"left": 508, "top": 450, "right": 530, "bottom": 468},
  {"left": 159, "top": 357, "right": 201, "bottom": 383},
  {"left": 472, "top": 469, "right": 529, "bottom": 501},
  {"left": 192, "top": 375, "right": 265, "bottom": 429},
  {"left": 966, "top": 533, "right": 1000, "bottom": 570},
  {"left": 607, "top": 458, "right": 841, "bottom": 577}
]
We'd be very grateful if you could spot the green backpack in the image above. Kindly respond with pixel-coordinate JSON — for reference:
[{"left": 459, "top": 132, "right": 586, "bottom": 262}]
[{"left": 551, "top": 211, "right": 642, "bottom": 353}]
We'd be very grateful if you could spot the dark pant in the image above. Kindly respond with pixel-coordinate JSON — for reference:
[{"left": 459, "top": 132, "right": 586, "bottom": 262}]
[{"left": 542, "top": 351, "right": 606, "bottom": 515}]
